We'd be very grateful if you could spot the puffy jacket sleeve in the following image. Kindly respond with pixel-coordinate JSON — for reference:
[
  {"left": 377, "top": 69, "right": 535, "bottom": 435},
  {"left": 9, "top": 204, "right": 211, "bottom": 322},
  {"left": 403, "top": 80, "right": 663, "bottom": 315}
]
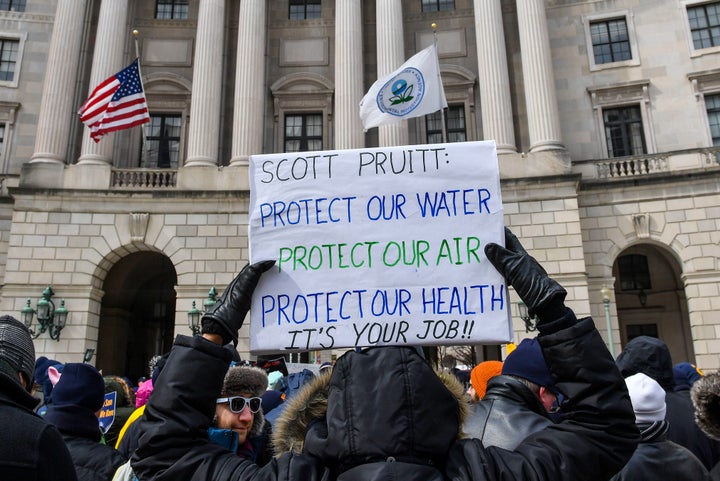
[
  {"left": 447, "top": 314, "right": 640, "bottom": 481},
  {"left": 131, "top": 334, "right": 327, "bottom": 481}
]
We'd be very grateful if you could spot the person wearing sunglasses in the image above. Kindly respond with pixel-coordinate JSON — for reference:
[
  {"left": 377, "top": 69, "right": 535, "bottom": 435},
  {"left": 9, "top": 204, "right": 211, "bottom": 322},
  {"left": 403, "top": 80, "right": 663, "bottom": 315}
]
[
  {"left": 211, "top": 365, "right": 273, "bottom": 466},
  {"left": 134, "top": 230, "right": 639, "bottom": 481}
]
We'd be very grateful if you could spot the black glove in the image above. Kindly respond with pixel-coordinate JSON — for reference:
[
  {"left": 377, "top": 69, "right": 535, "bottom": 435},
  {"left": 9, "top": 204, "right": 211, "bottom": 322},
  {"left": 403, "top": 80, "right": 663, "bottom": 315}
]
[
  {"left": 484, "top": 227, "right": 566, "bottom": 321},
  {"left": 201, "top": 260, "right": 275, "bottom": 345}
]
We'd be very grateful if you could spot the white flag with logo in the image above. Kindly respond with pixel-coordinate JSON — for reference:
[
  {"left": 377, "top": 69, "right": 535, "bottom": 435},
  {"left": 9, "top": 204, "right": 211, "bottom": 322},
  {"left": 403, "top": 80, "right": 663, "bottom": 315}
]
[{"left": 359, "top": 44, "right": 447, "bottom": 130}]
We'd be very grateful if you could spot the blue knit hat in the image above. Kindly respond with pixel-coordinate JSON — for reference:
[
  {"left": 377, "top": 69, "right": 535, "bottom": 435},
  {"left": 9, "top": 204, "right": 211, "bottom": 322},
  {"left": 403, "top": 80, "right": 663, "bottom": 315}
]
[
  {"left": 673, "top": 362, "right": 703, "bottom": 391},
  {"left": 502, "top": 338, "right": 560, "bottom": 396}
]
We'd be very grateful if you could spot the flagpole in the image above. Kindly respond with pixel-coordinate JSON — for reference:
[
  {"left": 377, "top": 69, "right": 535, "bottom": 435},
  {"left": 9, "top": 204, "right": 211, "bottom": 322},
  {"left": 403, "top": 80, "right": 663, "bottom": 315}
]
[
  {"left": 133, "top": 29, "right": 151, "bottom": 168},
  {"left": 431, "top": 23, "right": 447, "bottom": 144}
]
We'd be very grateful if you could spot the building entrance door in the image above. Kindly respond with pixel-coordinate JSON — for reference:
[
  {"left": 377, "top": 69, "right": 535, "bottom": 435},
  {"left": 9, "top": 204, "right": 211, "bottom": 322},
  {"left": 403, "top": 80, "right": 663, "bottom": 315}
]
[
  {"left": 95, "top": 251, "right": 177, "bottom": 385},
  {"left": 613, "top": 244, "right": 694, "bottom": 365}
]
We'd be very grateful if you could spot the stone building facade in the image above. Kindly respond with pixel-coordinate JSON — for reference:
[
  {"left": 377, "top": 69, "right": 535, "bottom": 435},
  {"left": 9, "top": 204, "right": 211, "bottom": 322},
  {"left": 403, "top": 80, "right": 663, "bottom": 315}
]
[{"left": 0, "top": 0, "right": 717, "bottom": 381}]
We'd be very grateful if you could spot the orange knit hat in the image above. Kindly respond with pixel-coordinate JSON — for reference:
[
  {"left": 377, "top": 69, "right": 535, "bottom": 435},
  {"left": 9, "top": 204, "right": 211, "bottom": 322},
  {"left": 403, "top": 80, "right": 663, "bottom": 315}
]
[{"left": 470, "top": 360, "right": 504, "bottom": 399}]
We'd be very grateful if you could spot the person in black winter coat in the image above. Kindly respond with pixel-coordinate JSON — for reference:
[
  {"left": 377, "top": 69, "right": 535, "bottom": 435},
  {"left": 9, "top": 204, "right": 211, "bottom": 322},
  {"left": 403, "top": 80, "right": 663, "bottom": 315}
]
[
  {"left": 616, "top": 335, "right": 720, "bottom": 471},
  {"left": 44, "top": 362, "right": 127, "bottom": 481},
  {"left": 132, "top": 228, "right": 639, "bottom": 481},
  {"left": 610, "top": 372, "right": 708, "bottom": 481},
  {"left": 463, "top": 338, "right": 558, "bottom": 448},
  {"left": 0, "top": 315, "right": 77, "bottom": 481}
]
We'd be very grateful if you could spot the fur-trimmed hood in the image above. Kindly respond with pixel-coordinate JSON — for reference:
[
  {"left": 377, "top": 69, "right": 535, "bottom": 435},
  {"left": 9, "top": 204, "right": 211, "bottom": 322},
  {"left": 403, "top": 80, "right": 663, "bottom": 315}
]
[
  {"left": 691, "top": 371, "right": 720, "bottom": 441},
  {"left": 272, "top": 346, "right": 469, "bottom": 467}
]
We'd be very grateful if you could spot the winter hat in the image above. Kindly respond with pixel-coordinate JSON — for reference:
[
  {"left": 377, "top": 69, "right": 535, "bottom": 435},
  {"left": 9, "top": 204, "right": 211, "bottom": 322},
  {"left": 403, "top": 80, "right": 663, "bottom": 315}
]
[
  {"left": 49, "top": 362, "right": 105, "bottom": 412},
  {"left": 0, "top": 315, "right": 36, "bottom": 390},
  {"left": 502, "top": 338, "right": 560, "bottom": 396},
  {"left": 625, "top": 372, "right": 666, "bottom": 423},
  {"left": 470, "top": 360, "right": 503, "bottom": 399},
  {"left": 34, "top": 356, "right": 63, "bottom": 398},
  {"left": 220, "top": 365, "right": 268, "bottom": 437},
  {"left": 221, "top": 365, "right": 268, "bottom": 398},
  {"left": 319, "top": 361, "right": 333, "bottom": 373},
  {"left": 267, "top": 370, "right": 285, "bottom": 390},
  {"left": 261, "top": 389, "right": 286, "bottom": 414},
  {"left": 691, "top": 371, "right": 720, "bottom": 441},
  {"left": 673, "top": 362, "right": 703, "bottom": 391}
]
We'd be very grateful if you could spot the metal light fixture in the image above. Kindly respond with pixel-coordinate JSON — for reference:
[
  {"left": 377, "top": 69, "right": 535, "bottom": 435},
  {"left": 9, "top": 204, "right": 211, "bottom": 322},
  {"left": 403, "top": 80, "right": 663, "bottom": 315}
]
[
  {"left": 203, "top": 287, "right": 217, "bottom": 312},
  {"left": 600, "top": 286, "right": 615, "bottom": 357},
  {"left": 188, "top": 287, "right": 218, "bottom": 336},
  {"left": 83, "top": 348, "right": 95, "bottom": 363},
  {"left": 20, "top": 286, "right": 69, "bottom": 341},
  {"left": 637, "top": 288, "right": 647, "bottom": 307},
  {"left": 187, "top": 301, "right": 201, "bottom": 335},
  {"left": 517, "top": 300, "right": 538, "bottom": 332}
]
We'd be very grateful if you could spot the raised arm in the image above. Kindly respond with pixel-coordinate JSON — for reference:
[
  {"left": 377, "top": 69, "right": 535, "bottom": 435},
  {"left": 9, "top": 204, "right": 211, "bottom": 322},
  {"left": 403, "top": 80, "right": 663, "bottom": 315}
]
[{"left": 446, "top": 228, "right": 639, "bottom": 481}]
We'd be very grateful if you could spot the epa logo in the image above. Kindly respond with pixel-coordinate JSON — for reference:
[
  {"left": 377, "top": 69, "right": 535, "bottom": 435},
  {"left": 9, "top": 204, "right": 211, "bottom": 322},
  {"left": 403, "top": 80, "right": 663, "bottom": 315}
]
[{"left": 376, "top": 67, "right": 427, "bottom": 117}]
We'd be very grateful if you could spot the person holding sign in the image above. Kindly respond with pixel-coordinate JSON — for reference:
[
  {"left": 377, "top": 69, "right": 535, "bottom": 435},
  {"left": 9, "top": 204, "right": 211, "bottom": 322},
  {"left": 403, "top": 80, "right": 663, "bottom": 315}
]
[{"left": 133, "top": 229, "right": 639, "bottom": 481}]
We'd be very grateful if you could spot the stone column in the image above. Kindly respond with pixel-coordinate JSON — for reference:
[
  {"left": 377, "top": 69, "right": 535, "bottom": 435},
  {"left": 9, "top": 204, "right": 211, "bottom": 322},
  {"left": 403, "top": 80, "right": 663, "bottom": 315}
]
[
  {"left": 516, "top": 0, "right": 564, "bottom": 152},
  {"left": 30, "top": 0, "right": 89, "bottom": 164},
  {"left": 473, "top": 0, "right": 516, "bottom": 153},
  {"left": 334, "top": 0, "right": 364, "bottom": 150},
  {"left": 185, "top": 0, "right": 225, "bottom": 166},
  {"left": 77, "top": 0, "right": 130, "bottom": 164},
  {"left": 229, "top": 0, "right": 266, "bottom": 166},
  {"left": 376, "top": 0, "right": 408, "bottom": 147}
]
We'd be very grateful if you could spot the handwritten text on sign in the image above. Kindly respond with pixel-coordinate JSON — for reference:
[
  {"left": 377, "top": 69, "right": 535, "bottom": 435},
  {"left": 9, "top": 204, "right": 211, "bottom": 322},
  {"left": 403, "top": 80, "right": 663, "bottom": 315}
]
[{"left": 248, "top": 141, "right": 510, "bottom": 353}]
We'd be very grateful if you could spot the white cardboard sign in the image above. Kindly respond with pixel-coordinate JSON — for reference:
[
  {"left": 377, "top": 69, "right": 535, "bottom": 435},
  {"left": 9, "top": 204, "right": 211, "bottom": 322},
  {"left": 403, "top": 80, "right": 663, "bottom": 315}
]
[{"left": 248, "top": 141, "right": 510, "bottom": 354}]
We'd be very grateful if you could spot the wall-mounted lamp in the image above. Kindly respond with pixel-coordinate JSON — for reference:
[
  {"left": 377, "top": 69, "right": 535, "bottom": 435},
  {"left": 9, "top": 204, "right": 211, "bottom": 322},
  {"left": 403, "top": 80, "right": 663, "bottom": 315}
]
[
  {"left": 20, "top": 286, "right": 69, "bottom": 341},
  {"left": 517, "top": 300, "right": 538, "bottom": 333},
  {"left": 638, "top": 289, "right": 647, "bottom": 307},
  {"left": 188, "top": 287, "right": 218, "bottom": 336},
  {"left": 83, "top": 348, "right": 95, "bottom": 363}
]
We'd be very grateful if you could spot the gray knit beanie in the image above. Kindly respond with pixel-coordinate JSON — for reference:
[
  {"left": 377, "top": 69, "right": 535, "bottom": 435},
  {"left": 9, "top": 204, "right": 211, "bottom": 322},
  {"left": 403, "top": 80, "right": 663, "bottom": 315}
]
[{"left": 0, "top": 315, "right": 36, "bottom": 390}]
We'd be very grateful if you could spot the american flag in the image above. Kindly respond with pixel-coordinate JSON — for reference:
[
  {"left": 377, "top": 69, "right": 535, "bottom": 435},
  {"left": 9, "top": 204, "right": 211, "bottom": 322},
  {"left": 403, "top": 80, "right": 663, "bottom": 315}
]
[{"left": 78, "top": 58, "right": 150, "bottom": 143}]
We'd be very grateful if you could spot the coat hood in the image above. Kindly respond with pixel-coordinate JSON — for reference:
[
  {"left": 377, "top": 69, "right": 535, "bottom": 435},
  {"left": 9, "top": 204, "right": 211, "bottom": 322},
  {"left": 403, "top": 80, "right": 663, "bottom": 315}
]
[
  {"left": 272, "top": 346, "right": 469, "bottom": 472},
  {"left": 691, "top": 371, "right": 720, "bottom": 441},
  {"left": 616, "top": 336, "right": 675, "bottom": 391}
]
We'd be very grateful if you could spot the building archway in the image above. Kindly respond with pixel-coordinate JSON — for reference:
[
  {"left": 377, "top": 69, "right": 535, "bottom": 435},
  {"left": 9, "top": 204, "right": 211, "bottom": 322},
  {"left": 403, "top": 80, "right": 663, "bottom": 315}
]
[
  {"left": 612, "top": 243, "right": 694, "bottom": 364},
  {"left": 95, "top": 251, "right": 177, "bottom": 384}
]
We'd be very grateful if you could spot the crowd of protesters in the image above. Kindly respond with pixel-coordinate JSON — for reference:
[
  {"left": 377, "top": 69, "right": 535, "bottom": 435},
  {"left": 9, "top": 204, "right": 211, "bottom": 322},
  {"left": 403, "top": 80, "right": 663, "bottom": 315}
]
[{"left": 1, "top": 228, "right": 719, "bottom": 480}]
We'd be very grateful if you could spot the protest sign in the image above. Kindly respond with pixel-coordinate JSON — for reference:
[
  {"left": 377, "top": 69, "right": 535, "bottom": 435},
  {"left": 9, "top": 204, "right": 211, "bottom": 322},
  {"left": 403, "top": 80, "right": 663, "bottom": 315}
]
[
  {"left": 98, "top": 391, "right": 116, "bottom": 434},
  {"left": 248, "top": 141, "right": 510, "bottom": 353}
]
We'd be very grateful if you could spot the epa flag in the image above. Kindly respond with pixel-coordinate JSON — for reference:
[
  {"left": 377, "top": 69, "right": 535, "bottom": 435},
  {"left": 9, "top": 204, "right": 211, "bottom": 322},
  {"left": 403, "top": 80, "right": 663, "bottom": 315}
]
[
  {"left": 78, "top": 58, "right": 150, "bottom": 143},
  {"left": 359, "top": 44, "right": 447, "bottom": 131}
]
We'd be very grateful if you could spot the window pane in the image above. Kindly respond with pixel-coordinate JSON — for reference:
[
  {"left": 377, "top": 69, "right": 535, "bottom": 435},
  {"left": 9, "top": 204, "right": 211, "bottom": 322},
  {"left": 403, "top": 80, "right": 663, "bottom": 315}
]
[
  {"left": 603, "top": 105, "right": 646, "bottom": 158},
  {"left": 0, "top": 40, "right": 18, "bottom": 82},
  {"left": 0, "top": 0, "right": 25, "bottom": 11},
  {"left": 590, "top": 18, "right": 631, "bottom": 64},
  {"left": 689, "top": 3, "right": 720, "bottom": 49},
  {"left": 145, "top": 114, "right": 181, "bottom": 168},
  {"left": 422, "top": 0, "right": 454, "bottom": 12},
  {"left": 425, "top": 106, "right": 466, "bottom": 144},
  {"left": 707, "top": 94, "right": 720, "bottom": 146},
  {"left": 156, "top": 0, "right": 188, "bottom": 20},
  {"left": 284, "top": 113, "right": 323, "bottom": 152},
  {"left": 289, "top": 0, "right": 321, "bottom": 20}
]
